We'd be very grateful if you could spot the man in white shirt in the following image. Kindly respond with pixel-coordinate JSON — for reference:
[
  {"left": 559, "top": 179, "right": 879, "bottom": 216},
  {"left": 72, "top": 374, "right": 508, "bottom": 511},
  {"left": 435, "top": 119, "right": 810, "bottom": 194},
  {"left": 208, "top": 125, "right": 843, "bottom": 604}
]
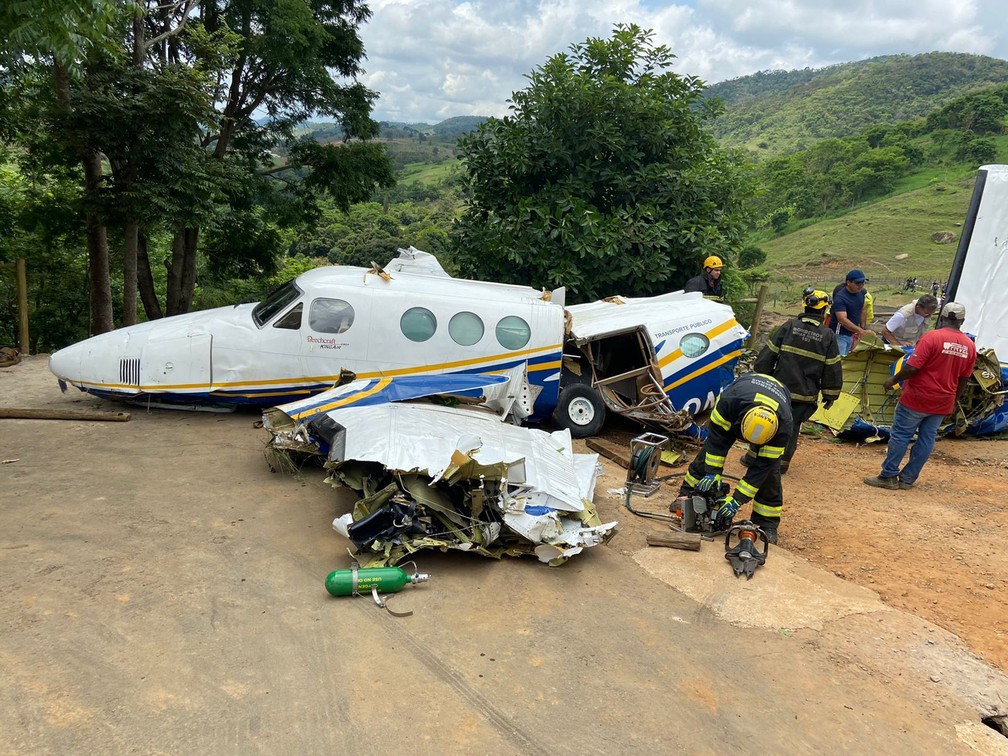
[{"left": 881, "top": 294, "right": 938, "bottom": 347}]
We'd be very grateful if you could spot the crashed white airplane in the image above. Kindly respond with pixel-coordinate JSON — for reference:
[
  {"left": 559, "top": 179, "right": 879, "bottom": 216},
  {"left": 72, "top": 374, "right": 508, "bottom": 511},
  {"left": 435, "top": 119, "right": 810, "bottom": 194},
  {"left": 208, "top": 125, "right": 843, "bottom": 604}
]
[{"left": 49, "top": 247, "right": 748, "bottom": 438}]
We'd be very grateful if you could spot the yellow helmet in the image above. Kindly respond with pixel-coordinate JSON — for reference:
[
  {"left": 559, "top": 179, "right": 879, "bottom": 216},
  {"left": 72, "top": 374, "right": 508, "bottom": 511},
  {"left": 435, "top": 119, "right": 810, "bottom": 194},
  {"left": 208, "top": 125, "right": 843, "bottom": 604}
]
[
  {"left": 740, "top": 405, "right": 779, "bottom": 445},
  {"left": 703, "top": 255, "right": 724, "bottom": 271},
  {"left": 803, "top": 288, "right": 831, "bottom": 311}
]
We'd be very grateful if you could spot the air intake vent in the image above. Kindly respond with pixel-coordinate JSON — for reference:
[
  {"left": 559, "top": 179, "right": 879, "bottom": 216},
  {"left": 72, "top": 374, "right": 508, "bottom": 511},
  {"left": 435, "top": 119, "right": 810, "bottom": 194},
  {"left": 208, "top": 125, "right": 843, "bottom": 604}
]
[{"left": 119, "top": 357, "right": 140, "bottom": 387}]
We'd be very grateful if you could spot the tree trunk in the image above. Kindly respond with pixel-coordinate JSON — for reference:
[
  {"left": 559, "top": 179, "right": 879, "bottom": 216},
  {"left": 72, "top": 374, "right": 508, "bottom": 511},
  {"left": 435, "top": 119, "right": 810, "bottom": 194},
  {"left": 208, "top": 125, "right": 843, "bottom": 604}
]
[
  {"left": 83, "top": 150, "right": 113, "bottom": 335},
  {"left": 166, "top": 230, "right": 186, "bottom": 316},
  {"left": 179, "top": 226, "right": 199, "bottom": 312},
  {"left": 137, "top": 230, "right": 163, "bottom": 320},
  {"left": 165, "top": 226, "right": 201, "bottom": 316},
  {"left": 122, "top": 218, "right": 139, "bottom": 326},
  {"left": 54, "top": 61, "right": 113, "bottom": 335}
]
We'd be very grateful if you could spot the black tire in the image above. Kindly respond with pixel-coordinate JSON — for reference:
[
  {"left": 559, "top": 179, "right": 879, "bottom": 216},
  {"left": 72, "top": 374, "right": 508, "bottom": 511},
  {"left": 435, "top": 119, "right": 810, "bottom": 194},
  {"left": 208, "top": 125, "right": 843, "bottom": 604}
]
[{"left": 552, "top": 383, "right": 606, "bottom": 438}]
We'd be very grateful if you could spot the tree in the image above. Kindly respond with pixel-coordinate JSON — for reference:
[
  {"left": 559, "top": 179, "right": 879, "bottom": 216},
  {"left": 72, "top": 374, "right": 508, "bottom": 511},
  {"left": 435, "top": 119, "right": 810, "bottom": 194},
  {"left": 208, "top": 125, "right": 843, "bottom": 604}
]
[
  {"left": 738, "top": 245, "right": 767, "bottom": 269},
  {"left": 450, "top": 24, "right": 752, "bottom": 301},
  {"left": 2, "top": 0, "right": 394, "bottom": 338},
  {"left": 161, "top": 0, "right": 394, "bottom": 317},
  {"left": 1, "top": 0, "right": 126, "bottom": 335}
]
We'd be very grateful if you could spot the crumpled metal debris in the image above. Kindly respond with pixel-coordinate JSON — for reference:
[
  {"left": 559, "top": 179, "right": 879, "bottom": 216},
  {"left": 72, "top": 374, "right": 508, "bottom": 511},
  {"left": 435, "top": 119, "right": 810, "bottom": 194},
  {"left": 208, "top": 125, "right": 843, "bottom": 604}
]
[
  {"left": 263, "top": 376, "right": 617, "bottom": 567},
  {"left": 810, "top": 334, "right": 1007, "bottom": 439}
]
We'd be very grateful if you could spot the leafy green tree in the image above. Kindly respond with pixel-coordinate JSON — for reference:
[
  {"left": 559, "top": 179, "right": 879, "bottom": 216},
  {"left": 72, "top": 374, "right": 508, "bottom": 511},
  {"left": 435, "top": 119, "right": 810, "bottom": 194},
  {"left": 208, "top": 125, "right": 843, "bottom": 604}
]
[
  {"left": 1, "top": 0, "right": 128, "bottom": 335},
  {"left": 0, "top": 157, "right": 91, "bottom": 351},
  {"left": 450, "top": 24, "right": 752, "bottom": 301},
  {"left": 926, "top": 87, "right": 1008, "bottom": 134},
  {"left": 956, "top": 136, "right": 998, "bottom": 164},
  {"left": 738, "top": 245, "right": 767, "bottom": 269},
  {"left": 3, "top": 0, "right": 393, "bottom": 340},
  {"left": 163, "top": 0, "right": 394, "bottom": 317}
]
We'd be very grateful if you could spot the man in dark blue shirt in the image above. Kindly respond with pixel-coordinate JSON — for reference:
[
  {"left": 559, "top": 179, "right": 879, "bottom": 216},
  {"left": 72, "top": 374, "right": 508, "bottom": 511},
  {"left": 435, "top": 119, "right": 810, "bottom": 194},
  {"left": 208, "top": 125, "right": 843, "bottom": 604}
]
[{"left": 830, "top": 269, "right": 869, "bottom": 355}]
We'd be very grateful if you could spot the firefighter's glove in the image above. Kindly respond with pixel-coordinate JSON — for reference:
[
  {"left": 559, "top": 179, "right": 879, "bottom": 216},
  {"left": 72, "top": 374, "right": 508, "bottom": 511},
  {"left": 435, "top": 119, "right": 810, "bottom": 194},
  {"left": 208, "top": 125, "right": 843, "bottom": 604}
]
[
  {"left": 716, "top": 495, "right": 741, "bottom": 520},
  {"left": 694, "top": 474, "right": 722, "bottom": 493},
  {"left": 823, "top": 399, "right": 835, "bottom": 410}
]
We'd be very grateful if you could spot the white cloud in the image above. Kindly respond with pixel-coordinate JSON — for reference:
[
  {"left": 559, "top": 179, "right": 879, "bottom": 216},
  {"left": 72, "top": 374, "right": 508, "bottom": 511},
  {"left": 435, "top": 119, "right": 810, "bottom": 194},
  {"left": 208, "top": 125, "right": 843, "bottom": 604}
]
[{"left": 357, "top": 0, "right": 1008, "bottom": 123}]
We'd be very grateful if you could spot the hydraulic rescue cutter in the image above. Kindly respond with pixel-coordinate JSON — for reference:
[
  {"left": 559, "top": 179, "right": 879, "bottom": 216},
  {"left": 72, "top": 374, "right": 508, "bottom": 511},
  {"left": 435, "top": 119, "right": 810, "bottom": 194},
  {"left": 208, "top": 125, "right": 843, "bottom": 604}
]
[{"left": 724, "top": 520, "right": 769, "bottom": 579}]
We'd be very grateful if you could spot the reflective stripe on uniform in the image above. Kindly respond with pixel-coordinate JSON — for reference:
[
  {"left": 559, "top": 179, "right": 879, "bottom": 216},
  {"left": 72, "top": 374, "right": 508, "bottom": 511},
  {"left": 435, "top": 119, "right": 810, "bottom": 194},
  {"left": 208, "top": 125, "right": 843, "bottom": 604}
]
[
  {"left": 736, "top": 479, "right": 759, "bottom": 499},
  {"left": 756, "top": 444, "right": 785, "bottom": 459},
  {"left": 710, "top": 406, "right": 731, "bottom": 431},
  {"left": 705, "top": 452, "right": 726, "bottom": 467},
  {"left": 789, "top": 392, "right": 818, "bottom": 403},
  {"left": 753, "top": 500, "right": 782, "bottom": 518},
  {"left": 777, "top": 344, "right": 830, "bottom": 363},
  {"left": 753, "top": 392, "right": 780, "bottom": 412},
  {"left": 684, "top": 470, "right": 700, "bottom": 487}
]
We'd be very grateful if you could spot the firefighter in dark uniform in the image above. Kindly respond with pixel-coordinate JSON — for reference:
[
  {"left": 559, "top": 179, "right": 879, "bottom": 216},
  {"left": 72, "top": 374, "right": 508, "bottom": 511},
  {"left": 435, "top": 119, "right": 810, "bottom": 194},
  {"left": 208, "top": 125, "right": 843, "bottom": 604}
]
[
  {"left": 678, "top": 372, "right": 793, "bottom": 543},
  {"left": 683, "top": 255, "right": 724, "bottom": 299},
  {"left": 744, "top": 288, "right": 843, "bottom": 473}
]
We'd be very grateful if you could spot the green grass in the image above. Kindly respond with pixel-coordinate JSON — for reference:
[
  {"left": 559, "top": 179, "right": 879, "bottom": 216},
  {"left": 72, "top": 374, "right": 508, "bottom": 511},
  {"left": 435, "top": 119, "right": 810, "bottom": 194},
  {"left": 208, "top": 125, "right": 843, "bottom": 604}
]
[
  {"left": 756, "top": 173, "right": 978, "bottom": 310},
  {"left": 397, "top": 161, "right": 457, "bottom": 185}
]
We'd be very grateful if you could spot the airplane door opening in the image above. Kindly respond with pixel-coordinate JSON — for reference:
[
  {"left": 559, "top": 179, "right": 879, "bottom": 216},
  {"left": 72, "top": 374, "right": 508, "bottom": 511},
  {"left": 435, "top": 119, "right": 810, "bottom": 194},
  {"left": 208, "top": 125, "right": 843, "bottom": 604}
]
[
  {"left": 558, "top": 327, "right": 687, "bottom": 435},
  {"left": 587, "top": 328, "right": 664, "bottom": 410}
]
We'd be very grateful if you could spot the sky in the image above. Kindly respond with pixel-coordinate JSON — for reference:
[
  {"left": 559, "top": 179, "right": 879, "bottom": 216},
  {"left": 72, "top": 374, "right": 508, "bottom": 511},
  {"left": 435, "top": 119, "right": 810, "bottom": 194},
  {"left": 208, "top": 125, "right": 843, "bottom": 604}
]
[{"left": 356, "top": 0, "right": 1008, "bottom": 124}]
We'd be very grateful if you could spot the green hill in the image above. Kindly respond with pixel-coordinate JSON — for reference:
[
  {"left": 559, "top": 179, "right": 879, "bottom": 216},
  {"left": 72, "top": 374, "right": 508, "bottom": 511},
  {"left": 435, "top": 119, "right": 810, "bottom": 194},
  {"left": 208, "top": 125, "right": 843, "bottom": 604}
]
[
  {"left": 707, "top": 52, "right": 1008, "bottom": 155},
  {"left": 755, "top": 168, "right": 977, "bottom": 309},
  {"left": 376, "top": 116, "right": 486, "bottom": 139}
]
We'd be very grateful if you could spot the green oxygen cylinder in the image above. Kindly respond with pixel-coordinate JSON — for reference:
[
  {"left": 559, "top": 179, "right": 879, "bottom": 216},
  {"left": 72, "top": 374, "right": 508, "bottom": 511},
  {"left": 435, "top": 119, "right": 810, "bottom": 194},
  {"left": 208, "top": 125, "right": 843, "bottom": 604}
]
[{"left": 324, "top": 565, "right": 431, "bottom": 597}]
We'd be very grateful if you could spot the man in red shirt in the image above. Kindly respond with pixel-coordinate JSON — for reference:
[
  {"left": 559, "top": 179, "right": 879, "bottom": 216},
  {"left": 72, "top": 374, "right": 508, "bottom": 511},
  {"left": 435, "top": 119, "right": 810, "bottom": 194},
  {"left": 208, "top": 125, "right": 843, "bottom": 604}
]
[{"left": 863, "top": 302, "right": 977, "bottom": 490}]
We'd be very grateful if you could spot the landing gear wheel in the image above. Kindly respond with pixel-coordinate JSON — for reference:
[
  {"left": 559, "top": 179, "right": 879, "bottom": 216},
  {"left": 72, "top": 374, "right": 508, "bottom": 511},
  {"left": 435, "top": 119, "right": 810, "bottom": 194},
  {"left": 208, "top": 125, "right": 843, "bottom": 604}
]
[{"left": 552, "top": 384, "right": 606, "bottom": 438}]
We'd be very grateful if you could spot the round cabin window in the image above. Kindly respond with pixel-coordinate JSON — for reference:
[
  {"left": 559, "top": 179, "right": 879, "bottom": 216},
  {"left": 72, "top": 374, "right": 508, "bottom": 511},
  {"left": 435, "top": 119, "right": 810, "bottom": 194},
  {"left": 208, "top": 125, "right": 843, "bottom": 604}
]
[
  {"left": 680, "top": 332, "right": 710, "bottom": 358},
  {"left": 495, "top": 315, "right": 531, "bottom": 350},
  {"left": 401, "top": 307, "right": 437, "bottom": 342},
  {"left": 449, "top": 312, "right": 485, "bottom": 346}
]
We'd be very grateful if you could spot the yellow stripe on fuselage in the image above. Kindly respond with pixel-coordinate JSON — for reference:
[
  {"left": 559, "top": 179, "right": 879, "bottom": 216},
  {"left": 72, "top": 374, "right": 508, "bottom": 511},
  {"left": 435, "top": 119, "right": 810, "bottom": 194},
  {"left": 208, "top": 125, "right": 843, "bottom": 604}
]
[
  {"left": 657, "top": 319, "right": 741, "bottom": 371},
  {"left": 663, "top": 349, "right": 743, "bottom": 394},
  {"left": 72, "top": 343, "right": 562, "bottom": 394}
]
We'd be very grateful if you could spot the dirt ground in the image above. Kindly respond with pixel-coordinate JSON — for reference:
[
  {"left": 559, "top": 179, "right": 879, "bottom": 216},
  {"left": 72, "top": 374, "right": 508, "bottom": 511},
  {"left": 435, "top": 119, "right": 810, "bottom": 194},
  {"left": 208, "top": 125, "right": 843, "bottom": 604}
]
[
  {"left": 730, "top": 309, "right": 1008, "bottom": 673},
  {"left": 3, "top": 354, "right": 1008, "bottom": 753},
  {"left": 590, "top": 422, "right": 1008, "bottom": 674}
]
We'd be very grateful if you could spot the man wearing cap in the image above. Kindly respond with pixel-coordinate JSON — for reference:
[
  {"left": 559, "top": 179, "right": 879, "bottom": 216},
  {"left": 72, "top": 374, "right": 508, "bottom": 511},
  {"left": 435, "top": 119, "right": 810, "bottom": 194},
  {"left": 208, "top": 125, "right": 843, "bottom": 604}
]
[
  {"left": 881, "top": 294, "right": 939, "bottom": 347},
  {"left": 864, "top": 302, "right": 976, "bottom": 490},
  {"left": 683, "top": 256, "right": 724, "bottom": 299},
  {"left": 830, "top": 269, "right": 870, "bottom": 355}
]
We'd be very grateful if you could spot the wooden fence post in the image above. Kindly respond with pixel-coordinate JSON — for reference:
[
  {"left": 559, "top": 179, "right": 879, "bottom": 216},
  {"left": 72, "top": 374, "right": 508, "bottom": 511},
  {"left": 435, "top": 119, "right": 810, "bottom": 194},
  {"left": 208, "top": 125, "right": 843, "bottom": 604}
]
[
  {"left": 748, "top": 283, "right": 770, "bottom": 343},
  {"left": 16, "top": 258, "right": 29, "bottom": 355}
]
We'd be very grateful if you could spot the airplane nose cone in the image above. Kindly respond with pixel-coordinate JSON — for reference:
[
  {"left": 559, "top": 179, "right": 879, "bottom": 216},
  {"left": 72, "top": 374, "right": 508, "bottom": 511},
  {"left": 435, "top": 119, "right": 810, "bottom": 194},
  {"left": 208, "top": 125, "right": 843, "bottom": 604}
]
[{"left": 49, "top": 343, "right": 83, "bottom": 381}]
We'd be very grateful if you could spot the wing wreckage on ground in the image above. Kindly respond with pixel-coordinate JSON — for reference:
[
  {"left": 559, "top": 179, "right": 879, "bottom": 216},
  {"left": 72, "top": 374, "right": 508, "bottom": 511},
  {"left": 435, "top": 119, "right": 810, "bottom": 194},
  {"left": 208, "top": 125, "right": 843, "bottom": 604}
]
[
  {"left": 811, "top": 333, "right": 1006, "bottom": 441},
  {"left": 262, "top": 372, "right": 616, "bottom": 566}
]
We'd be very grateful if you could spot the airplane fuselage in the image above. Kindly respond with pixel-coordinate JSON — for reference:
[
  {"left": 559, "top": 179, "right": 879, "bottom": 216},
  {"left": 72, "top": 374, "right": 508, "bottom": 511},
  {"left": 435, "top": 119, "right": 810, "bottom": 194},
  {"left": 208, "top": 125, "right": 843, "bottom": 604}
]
[{"left": 49, "top": 250, "right": 748, "bottom": 430}]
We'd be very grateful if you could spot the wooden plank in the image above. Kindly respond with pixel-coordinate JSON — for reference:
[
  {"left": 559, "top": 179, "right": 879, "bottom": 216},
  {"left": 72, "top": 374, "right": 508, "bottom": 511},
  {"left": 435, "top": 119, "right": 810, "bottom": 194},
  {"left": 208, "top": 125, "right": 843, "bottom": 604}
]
[
  {"left": 0, "top": 407, "right": 131, "bottom": 422},
  {"left": 646, "top": 531, "right": 702, "bottom": 551},
  {"left": 16, "top": 258, "right": 29, "bottom": 355},
  {"left": 585, "top": 437, "right": 633, "bottom": 468},
  {"left": 748, "top": 282, "right": 770, "bottom": 343},
  {"left": 585, "top": 437, "right": 680, "bottom": 470}
]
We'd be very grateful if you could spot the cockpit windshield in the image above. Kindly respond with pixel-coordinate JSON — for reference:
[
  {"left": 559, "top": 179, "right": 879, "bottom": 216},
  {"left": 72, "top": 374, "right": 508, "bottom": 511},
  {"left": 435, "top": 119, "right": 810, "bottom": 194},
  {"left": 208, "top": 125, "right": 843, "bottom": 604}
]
[{"left": 252, "top": 281, "right": 303, "bottom": 327}]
